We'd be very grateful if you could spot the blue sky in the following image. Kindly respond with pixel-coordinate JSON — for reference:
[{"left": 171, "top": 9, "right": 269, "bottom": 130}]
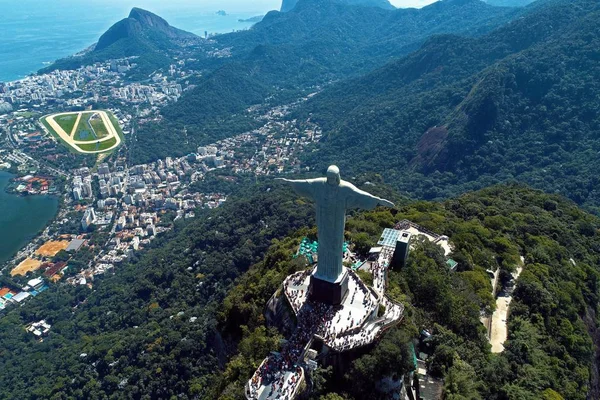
[{"left": 82, "top": 0, "right": 439, "bottom": 14}]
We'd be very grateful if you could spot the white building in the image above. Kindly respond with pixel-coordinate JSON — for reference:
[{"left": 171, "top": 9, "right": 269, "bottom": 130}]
[
  {"left": 81, "top": 208, "right": 97, "bottom": 231},
  {"left": 27, "top": 278, "right": 44, "bottom": 291},
  {"left": 27, "top": 320, "right": 51, "bottom": 338},
  {"left": 73, "top": 187, "right": 82, "bottom": 201}
]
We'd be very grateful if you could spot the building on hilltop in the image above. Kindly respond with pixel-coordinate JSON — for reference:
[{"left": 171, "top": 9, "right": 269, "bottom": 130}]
[
  {"left": 246, "top": 219, "right": 455, "bottom": 400},
  {"left": 376, "top": 228, "right": 411, "bottom": 270},
  {"left": 246, "top": 231, "right": 406, "bottom": 400}
]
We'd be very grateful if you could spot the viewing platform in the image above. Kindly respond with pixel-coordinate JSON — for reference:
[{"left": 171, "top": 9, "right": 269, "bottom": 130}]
[
  {"left": 246, "top": 245, "right": 405, "bottom": 400},
  {"left": 246, "top": 358, "right": 305, "bottom": 400}
]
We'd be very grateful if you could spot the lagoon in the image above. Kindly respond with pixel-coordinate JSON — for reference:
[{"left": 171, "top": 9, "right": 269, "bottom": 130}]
[{"left": 0, "top": 171, "right": 59, "bottom": 263}]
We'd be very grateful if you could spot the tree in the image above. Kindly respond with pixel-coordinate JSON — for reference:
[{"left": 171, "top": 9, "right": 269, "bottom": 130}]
[{"left": 443, "top": 359, "right": 482, "bottom": 400}]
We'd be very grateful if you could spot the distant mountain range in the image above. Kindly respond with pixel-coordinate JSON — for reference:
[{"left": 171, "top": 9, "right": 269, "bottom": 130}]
[
  {"left": 135, "top": 0, "right": 521, "bottom": 162},
  {"left": 40, "top": 0, "right": 600, "bottom": 213},
  {"left": 299, "top": 0, "right": 600, "bottom": 209},
  {"left": 281, "top": 0, "right": 395, "bottom": 12},
  {"left": 484, "top": 0, "right": 536, "bottom": 6},
  {"left": 238, "top": 15, "right": 265, "bottom": 23}
]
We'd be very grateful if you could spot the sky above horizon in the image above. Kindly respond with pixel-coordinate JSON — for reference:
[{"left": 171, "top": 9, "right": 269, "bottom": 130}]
[
  {"left": 7, "top": 0, "right": 439, "bottom": 16},
  {"left": 90, "top": 0, "right": 439, "bottom": 13}
]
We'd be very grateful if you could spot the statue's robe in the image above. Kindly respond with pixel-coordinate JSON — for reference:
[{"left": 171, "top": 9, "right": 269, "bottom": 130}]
[{"left": 286, "top": 178, "right": 384, "bottom": 282}]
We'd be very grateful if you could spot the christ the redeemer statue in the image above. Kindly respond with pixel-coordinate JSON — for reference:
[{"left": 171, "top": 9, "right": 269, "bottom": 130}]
[{"left": 278, "top": 166, "right": 394, "bottom": 304}]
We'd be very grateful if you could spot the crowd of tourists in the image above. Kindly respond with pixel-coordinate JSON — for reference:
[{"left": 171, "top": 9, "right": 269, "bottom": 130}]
[
  {"left": 370, "top": 248, "right": 394, "bottom": 294},
  {"left": 247, "top": 299, "right": 337, "bottom": 399},
  {"left": 332, "top": 322, "right": 378, "bottom": 351},
  {"left": 284, "top": 270, "right": 311, "bottom": 313}
]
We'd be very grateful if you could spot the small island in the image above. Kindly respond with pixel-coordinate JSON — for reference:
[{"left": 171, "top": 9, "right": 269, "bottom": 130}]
[{"left": 216, "top": 10, "right": 227, "bottom": 16}]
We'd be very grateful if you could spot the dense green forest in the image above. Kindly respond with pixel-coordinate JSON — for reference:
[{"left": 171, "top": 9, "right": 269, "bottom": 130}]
[
  {"left": 210, "top": 184, "right": 600, "bottom": 400},
  {"left": 298, "top": 0, "right": 600, "bottom": 211},
  {"left": 1, "top": 182, "right": 599, "bottom": 399},
  {"left": 0, "top": 184, "right": 314, "bottom": 399}
]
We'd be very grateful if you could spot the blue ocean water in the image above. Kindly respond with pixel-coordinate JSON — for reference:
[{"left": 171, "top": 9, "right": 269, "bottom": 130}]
[
  {"left": 0, "top": 172, "right": 58, "bottom": 263},
  {"left": 0, "top": 0, "right": 268, "bottom": 83}
]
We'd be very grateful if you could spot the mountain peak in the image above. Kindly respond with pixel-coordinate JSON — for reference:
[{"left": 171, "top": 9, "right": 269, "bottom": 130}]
[
  {"left": 95, "top": 8, "right": 195, "bottom": 52},
  {"left": 128, "top": 7, "right": 171, "bottom": 30}
]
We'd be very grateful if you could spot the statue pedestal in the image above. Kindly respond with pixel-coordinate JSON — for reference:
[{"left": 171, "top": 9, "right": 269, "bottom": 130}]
[{"left": 309, "top": 268, "right": 349, "bottom": 305}]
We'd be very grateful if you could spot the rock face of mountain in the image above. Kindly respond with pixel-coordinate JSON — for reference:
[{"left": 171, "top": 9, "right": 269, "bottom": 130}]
[
  {"left": 95, "top": 7, "right": 195, "bottom": 51},
  {"left": 281, "top": 0, "right": 395, "bottom": 12}
]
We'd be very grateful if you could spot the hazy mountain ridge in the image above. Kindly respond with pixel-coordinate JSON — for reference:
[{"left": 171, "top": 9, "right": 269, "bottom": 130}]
[
  {"left": 281, "top": 0, "right": 396, "bottom": 12},
  {"left": 299, "top": 0, "right": 600, "bottom": 209},
  {"left": 484, "top": 0, "right": 536, "bottom": 6},
  {"left": 220, "top": 0, "right": 518, "bottom": 56},
  {"left": 131, "top": 0, "right": 521, "bottom": 163}
]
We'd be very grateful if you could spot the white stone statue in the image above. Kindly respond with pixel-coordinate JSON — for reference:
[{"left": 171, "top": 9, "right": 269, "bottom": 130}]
[{"left": 277, "top": 165, "right": 394, "bottom": 283}]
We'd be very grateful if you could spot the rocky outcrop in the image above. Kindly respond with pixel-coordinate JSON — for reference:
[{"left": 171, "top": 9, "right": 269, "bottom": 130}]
[
  {"left": 96, "top": 8, "right": 195, "bottom": 51},
  {"left": 264, "top": 289, "right": 297, "bottom": 337}
]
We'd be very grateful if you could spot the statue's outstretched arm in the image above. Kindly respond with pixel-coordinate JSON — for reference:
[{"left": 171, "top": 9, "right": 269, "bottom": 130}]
[
  {"left": 346, "top": 184, "right": 394, "bottom": 210},
  {"left": 276, "top": 178, "right": 318, "bottom": 199},
  {"left": 376, "top": 197, "right": 394, "bottom": 208}
]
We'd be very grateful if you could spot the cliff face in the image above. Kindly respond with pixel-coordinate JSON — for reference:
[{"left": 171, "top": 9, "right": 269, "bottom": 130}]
[
  {"left": 95, "top": 7, "right": 195, "bottom": 51},
  {"left": 128, "top": 7, "right": 172, "bottom": 32},
  {"left": 264, "top": 290, "right": 297, "bottom": 337},
  {"left": 281, "top": 0, "right": 395, "bottom": 12},
  {"left": 96, "top": 18, "right": 143, "bottom": 51}
]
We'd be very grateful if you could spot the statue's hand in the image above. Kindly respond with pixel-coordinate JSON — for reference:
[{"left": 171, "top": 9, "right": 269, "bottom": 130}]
[{"left": 378, "top": 199, "right": 395, "bottom": 208}]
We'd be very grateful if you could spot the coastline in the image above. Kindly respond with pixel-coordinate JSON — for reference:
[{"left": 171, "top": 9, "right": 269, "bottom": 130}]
[{"left": 0, "top": 9, "right": 263, "bottom": 84}]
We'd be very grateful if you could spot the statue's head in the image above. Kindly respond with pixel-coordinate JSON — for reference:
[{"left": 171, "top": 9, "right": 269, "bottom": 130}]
[{"left": 326, "top": 165, "right": 341, "bottom": 186}]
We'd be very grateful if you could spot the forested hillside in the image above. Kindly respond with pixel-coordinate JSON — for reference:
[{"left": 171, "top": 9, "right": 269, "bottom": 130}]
[
  {"left": 1, "top": 181, "right": 598, "bottom": 399},
  {"left": 0, "top": 184, "right": 315, "bottom": 398},
  {"left": 300, "top": 0, "right": 600, "bottom": 212},
  {"left": 131, "top": 0, "right": 521, "bottom": 163},
  {"left": 210, "top": 184, "right": 600, "bottom": 400}
]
